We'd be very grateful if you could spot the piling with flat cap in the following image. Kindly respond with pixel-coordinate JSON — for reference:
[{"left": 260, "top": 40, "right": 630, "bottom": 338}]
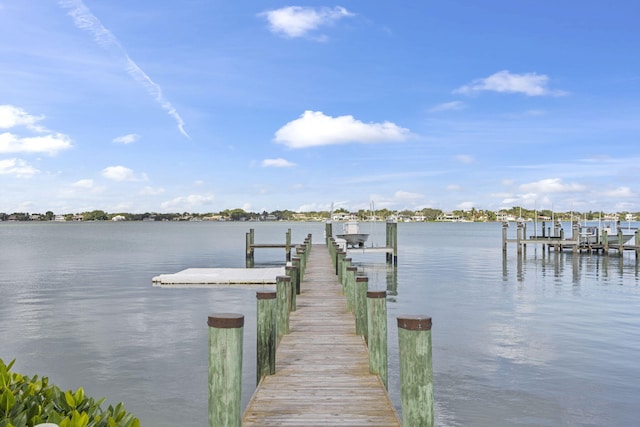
[
  {"left": 397, "top": 315, "right": 434, "bottom": 427},
  {"left": 285, "top": 265, "right": 298, "bottom": 311},
  {"left": 292, "top": 257, "right": 301, "bottom": 294},
  {"left": 276, "top": 276, "right": 291, "bottom": 342},
  {"left": 336, "top": 250, "right": 346, "bottom": 276},
  {"left": 355, "top": 276, "right": 369, "bottom": 339},
  {"left": 208, "top": 313, "right": 244, "bottom": 427},
  {"left": 367, "top": 290, "right": 388, "bottom": 388},
  {"left": 245, "top": 228, "right": 255, "bottom": 267},
  {"left": 256, "top": 292, "right": 277, "bottom": 385},
  {"left": 346, "top": 266, "right": 358, "bottom": 312}
]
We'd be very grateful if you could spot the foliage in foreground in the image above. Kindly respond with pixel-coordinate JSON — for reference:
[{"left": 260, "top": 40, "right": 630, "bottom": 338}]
[{"left": 0, "top": 358, "right": 139, "bottom": 427}]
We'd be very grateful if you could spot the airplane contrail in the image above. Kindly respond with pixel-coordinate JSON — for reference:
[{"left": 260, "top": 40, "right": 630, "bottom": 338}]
[{"left": 59, "top": 0, "right": 189, "bottom": 138}]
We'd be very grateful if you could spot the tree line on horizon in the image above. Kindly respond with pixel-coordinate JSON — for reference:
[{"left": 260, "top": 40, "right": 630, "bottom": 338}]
[{"left": 1, "top": 206, "right": 638, "bottom": 222}]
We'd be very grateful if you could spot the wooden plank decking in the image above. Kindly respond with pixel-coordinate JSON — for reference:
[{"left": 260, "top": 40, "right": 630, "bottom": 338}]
[{"left": 242, "top": 244, "right": 401, "bottom": 426}]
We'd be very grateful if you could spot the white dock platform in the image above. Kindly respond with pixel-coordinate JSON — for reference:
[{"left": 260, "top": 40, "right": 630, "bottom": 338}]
[{"left": 152, "top": 267, "right": 285, "bottom": 287}]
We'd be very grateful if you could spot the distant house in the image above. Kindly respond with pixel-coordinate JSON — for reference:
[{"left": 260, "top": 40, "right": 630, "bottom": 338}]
[
  {"left": 112, "top": 215, "right": 126, "bottom": 221},
  {"left": 53, "top": 215, "right": 66, "bottom": 222},
  {"left": 436, "top": 212, "right": 461, "bottom": 222}
]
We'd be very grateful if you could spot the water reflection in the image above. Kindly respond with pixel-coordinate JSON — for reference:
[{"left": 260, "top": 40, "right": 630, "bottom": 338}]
[{"left": 504, "top": 248, "right": 640, "bottom": 284}]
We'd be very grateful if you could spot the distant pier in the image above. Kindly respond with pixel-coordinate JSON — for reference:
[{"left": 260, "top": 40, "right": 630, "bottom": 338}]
[{"left": 502, "top": 221, "right": 640, "bottom": 258}]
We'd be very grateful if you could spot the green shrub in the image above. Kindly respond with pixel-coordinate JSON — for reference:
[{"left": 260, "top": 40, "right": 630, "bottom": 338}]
[{"left": 0, "top": 358, "right": 139, "bottom": 427}]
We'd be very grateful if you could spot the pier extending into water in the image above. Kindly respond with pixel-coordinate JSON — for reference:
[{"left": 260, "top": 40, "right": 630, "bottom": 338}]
[
  {"left": 206, "top": 234, "right": 434, "bottom": 427},
  {"left": 502, "top": 221, "right": 640, "bottom": 258},
  {"left": 325, "top": 220, "right": 399, "bottom": 265}
]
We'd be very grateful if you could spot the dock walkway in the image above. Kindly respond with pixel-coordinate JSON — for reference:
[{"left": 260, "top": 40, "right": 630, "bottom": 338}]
[{"left": 242, "top": 244, "right": 401, "bottom": 426}]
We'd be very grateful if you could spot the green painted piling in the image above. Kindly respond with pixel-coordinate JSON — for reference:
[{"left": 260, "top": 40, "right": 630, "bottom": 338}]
[
  {"left": 285, "top": 265, "right": 298, "bottom": 311},
  {"left": 336, "top": 250, "right": 346, "bottom": 276},
  {"left": 276, "top": 276, "right": 291, "bottom": 342},
  {"left": 397, "top": 315, "right": 433, "bottom": 427},
  {"left": 367, "top": 290, "right": 388, "bottom": 388},
  {"left": 636, "top": 230, "right": 640, "bottom": 258},
  {"left": 341, "top": 257, "right": 352, "bottom": 288},
  {"left": 256, "top": 292, "right": 277, "bottom": 385},
  {"left": 208, "top": 313, "right": 244, "bottom": 427},
  {"left": 355, "top": 276, "right": 368, "bottom": 339},
  {"left": 292, "top": 257, "right": 301, "bottom": 294},
  {"left": 346, "top": 266, "right": 358, "bottom": 311},
  {"left": 296, "top": 247, "right": 306, "bottom": 281}
]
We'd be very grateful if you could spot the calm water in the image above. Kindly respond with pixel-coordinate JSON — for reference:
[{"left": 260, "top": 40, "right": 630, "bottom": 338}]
[{"left": 1, "top": 221, "right": 639, "bottom": 426}]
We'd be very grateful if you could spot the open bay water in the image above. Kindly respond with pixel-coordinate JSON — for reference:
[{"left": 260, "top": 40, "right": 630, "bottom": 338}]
[{"left": 1, "top": 221, "right": 639, "bottom": 426}]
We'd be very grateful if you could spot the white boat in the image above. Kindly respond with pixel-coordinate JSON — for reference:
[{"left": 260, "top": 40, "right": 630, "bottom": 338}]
[{"left": 336, "top": 221, "right": 369, "bottom": 248}]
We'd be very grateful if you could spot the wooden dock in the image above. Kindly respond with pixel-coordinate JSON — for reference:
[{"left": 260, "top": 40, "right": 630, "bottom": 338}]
[{"left": 241, "top": 244, "right": 401, "bottom": 426}]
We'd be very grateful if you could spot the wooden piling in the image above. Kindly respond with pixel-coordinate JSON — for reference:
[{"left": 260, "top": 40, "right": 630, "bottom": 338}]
[
  {"left": 256, "top": 292, "right": 277, "bottom": 385},
  {"left": 355, "top": 276, "right": 368, "bottom": 340},
  {"left": 397, "top": 315, "right": 434, "bottom": 427},
  {"left": 367, "top": 290, "right": 388, "bottom": 389},
  {"left": 285, "top": 265, "right": 298, "bottom": 311},
  {"left": 208, "top": 313, "right": 244, "bottom": 427},
  {"left": 346, "top": 266, "right": 358, "bottom": 312},
  {"left": 276, "top": 276, "right": 291, "bottom": 342},
  {"left": 291, "top": 257, "right": 301, "bottom": 294}
]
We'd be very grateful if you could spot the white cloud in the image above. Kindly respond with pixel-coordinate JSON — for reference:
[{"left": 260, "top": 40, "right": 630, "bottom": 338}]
[
  {"left": 519, "top": 178, "right": 585, "bottom": 193},
  {"left": 259, "top": 6, "right": 354, "bottom": 39},
  {"left": 274, "top": 110, "right": 413, "bottom": 148},
  {"left": 72, "top": 179, "right": 94, "bottom": 188},
  {"left": 394, "top": 190, "right": 423, "bottom": 201},
  {"left": 140, "top": 186, "right": 165, "bottom": 195},
  {"left": 457, "top": 201, "right": 476, "bottom": 210},
  {"left": 0, "top": 158, "right": 39, "bottom": 177},
  {"left": 454, "top": 70, "right": 566, "bottom": 96},
  {"left": 0, "top": 132, "right": 72, "bottom": 155},
  {"left": 59, "top": 0, "right": 189, "bottom": 138},
  {"left": 113, "top": 133, "right": 139, "bottom": 144},
  {"left": 447, "top": 184, "right": 462, "bottom": 191},
  {"left": 0, "top": 105, "right": 72, "bottom": 155},
  {"left": 598, "top": 186, "right": 635, "bottom": 198},
  {"left": 101, "top": 165, "right": 144, "bottom": 182},
  {"left": 429, "top": 101, "right": 466, "bottom": 112},
  {"left": 262, "top": 158, "right": 296, "bottom": 168},
  {"left": 454, "top": 154, "right": 475, "bottom": 164},
  {"left": 0, "top": 105, "right": 45, "bottom": 130},
  {"left": 160, "top": 194, "right": 214, "bottom": 210}
]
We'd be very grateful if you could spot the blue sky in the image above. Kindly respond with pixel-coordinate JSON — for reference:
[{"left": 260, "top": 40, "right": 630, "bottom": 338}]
[{"left": 1, "top": 1, "right": 639, "bottom": 214}]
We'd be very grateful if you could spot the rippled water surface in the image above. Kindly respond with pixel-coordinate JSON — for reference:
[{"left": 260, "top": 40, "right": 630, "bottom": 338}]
[{"left": 1, "top": 221, "right": 639, "bottom": 426}]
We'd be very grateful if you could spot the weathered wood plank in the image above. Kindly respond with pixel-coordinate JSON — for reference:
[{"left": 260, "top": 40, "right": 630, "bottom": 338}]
[{"left": 242, "top": 244, "right": 401, "bottom": 426}]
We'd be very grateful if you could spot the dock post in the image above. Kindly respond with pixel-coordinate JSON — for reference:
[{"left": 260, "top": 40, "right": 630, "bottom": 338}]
[
  {"left": 256, "top": 292, "right": 277, "bottom": 385},
  {"left": 603, "top": 229, "right": 609, "bottom": 254},
  {"left": 502, "top": 222, "right": 508, "bottom": 253},
  {"left": 285, "top": 265, "right": 298, "bottom": 311},
  {"left": 296, "top": 246, "right": 306, "bottom": 282},
  {"left": 285, "top": 228, "right": 291, "bottom": 262},
  {"left": 397, "top": 315, "right": 434, "bottom": 427},
  {"left": 245, "top": 229, "right": 255, "bottom": 268},
  {"left": 336, "top": 250, "right": 346, "bottom": 276},
  {"left": 618, "top": 228, "right": 624, "bottom": 255},
  {"left": 516, "top": 222, "right": 523, "bottom": 256},
  {"left": 341, "top": 257, "right": 352, "bottom": 287},
  {"left": 386, "top": 220, "right": 398, "bottom": 265},
  {"left": 636, "top": 230, "right": 640, "bottom": 259},
  {"left": 292, "top": 257, "right": 301, "bottom": 294},
  {"left": 355, "top": 276, "right": 369, "bottom": 341},
  {"left": 346, "top": 266, "right": 358, "bottom": 311},
  {"left": 367, "top": 290, "right": 388, "bottom": 389},
  {"left": 572, "top": 223, "right": 580, "bottom": 252},
  {"left": 208, "top": 313, "right": 244, "bottom": 427},
  {"left": 325, "top": 222, "right": 333, "bottom": 245},
  {"left": 276, "top": 276, "right": 291, "bottom": 342}
]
